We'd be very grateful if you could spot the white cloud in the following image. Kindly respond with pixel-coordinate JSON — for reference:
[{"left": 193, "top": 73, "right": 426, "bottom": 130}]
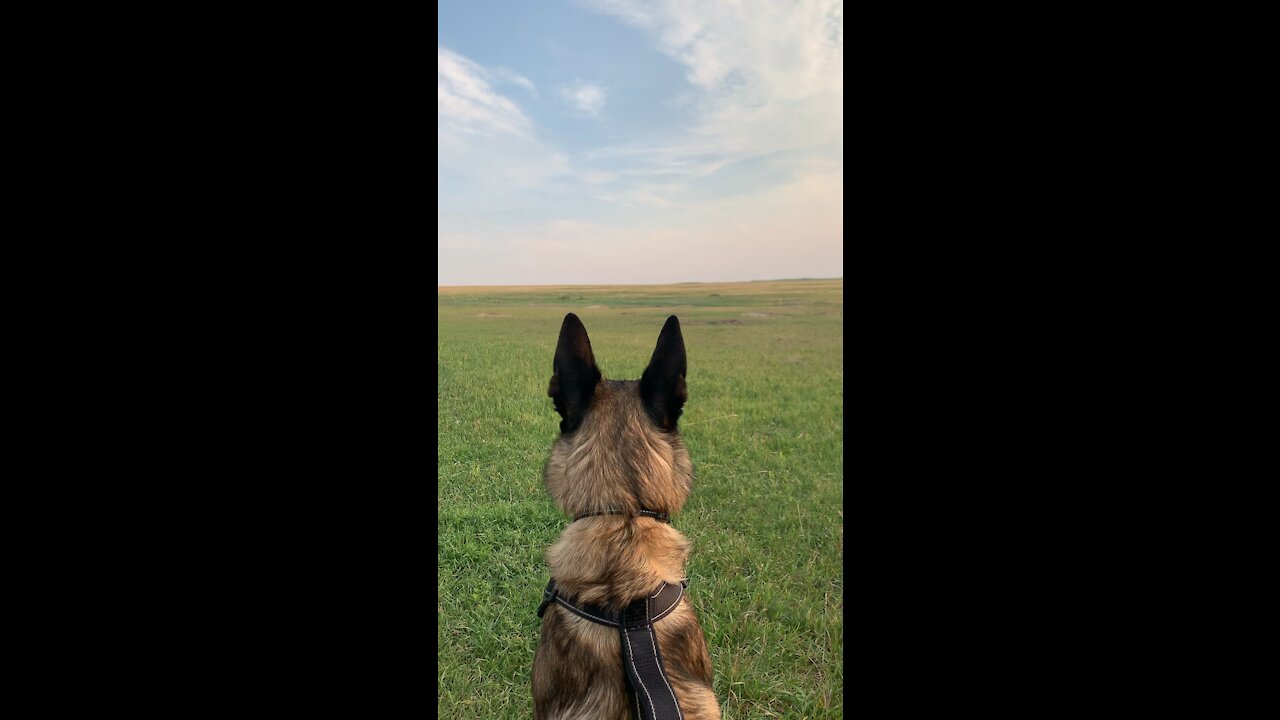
[
  {"left": 576, "top": 0, "right": 842, "bottom": 202},
  {"left": 438, "top": 46, "right": 569, "bottom": 191},
  {"left": 557, "top": 80, "right": 608, "bottom": 118},
  {"left": 578, "top": 170, "right": 618, "bottom": 184},
  {"left": 438, "top": 46, "right": 532, "bottom": 138},
  {"left": 493, "top": 66, "right": 538, "bottom": 97}
]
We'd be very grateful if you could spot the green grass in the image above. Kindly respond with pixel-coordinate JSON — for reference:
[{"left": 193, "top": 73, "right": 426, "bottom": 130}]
[{"left": 438, "top": 279, "right": 843, "bottom": 718}]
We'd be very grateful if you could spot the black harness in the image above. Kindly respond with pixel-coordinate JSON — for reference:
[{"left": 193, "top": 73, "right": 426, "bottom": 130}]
[{"left": 537, "top": 509, "right": 687, "bottom": 720}]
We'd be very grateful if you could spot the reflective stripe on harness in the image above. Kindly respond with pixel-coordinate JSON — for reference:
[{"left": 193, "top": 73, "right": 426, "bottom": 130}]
[{"left": 537, "top": 578, "right": 688, "bottom": 720}]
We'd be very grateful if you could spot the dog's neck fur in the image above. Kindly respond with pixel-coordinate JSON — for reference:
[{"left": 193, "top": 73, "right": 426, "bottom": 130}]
[{"left": 545, "top": 518, "right": 690, "bottom": 607}]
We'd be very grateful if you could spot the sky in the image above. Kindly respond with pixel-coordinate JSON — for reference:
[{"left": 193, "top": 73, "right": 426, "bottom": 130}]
[{"left": 439, "top": 0, "right": 843, "bottom": 285}]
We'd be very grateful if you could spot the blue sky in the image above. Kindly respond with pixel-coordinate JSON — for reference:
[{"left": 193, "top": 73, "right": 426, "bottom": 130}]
[{"left": 439, "top": 0, "right": 843, "bottom": 285}]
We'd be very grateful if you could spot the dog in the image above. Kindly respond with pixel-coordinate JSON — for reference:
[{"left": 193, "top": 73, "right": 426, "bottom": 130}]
[{"left": 532, "top": 313, "right": 719, "bottom": 720}]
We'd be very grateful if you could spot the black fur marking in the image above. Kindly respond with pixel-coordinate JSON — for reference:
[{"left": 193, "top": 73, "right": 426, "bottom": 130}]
[
  {"left": 614, "top": 381, "right": 648, "bottom": 507},
  {"left": 640, "top": 315, "right": 688, "bottom": 431},
  {"left": 658, "top": 604, "right": 715, "bottom": 687},
  {"left": 548, "top": 313, "right": 602, "bottom": 434}
]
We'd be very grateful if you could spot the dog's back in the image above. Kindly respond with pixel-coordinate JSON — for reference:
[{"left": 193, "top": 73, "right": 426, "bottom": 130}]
[{"left": 533, "top": 314, "right": 719, "bottom": 720}]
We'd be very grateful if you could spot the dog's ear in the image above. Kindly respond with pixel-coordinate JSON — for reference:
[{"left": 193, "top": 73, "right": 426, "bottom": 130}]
[
  {"left": 640, "top": 315, "right": 687, "bottom": 431},
  {"left": 548, "top": 313, "right": 601, "bottom": 433}
]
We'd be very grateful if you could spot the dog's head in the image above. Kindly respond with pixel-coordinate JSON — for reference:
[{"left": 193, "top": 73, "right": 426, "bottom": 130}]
[{"left": 543, "top": 313, "right": 694, "bottom": 518}]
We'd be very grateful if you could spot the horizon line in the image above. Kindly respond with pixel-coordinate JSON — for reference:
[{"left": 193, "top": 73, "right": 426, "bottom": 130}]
[{"left": 437, "top": 277, "right": 843, "bottom": 288}]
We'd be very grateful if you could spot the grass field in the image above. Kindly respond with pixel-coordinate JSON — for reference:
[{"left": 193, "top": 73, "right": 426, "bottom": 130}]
[{"left": 438, "top": 279, "right": 844, "bottom": 718}]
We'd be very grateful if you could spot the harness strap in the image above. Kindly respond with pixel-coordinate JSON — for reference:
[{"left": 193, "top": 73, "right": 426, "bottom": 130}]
[
  {"left": 536, "top": 578, "right": 685, "bottom": 626},
  {"left": 621, "top": 596, "right": 683, "bottom": 720},
  {"left": 536, "top": 578, "right": 688, "bottom": 720}
]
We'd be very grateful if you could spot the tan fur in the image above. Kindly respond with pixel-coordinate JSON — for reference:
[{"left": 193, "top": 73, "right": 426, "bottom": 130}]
[
  {"left": 534, "top": 380, "right": 719, "bottom": 720},
  {"left": 544, "top": 381, "right": 693, "bottom": 522}
]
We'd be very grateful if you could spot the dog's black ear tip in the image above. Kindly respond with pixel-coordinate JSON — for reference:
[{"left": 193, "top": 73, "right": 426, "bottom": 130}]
[
  {"left": 561, "top": 313, "right": 593, "bottom": 338},
  {"left": 657, "top": 316, "right": 683, "bottom": 344},
  {"left": 654, "top": 316, "right": 685, "bottom": 354}
]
